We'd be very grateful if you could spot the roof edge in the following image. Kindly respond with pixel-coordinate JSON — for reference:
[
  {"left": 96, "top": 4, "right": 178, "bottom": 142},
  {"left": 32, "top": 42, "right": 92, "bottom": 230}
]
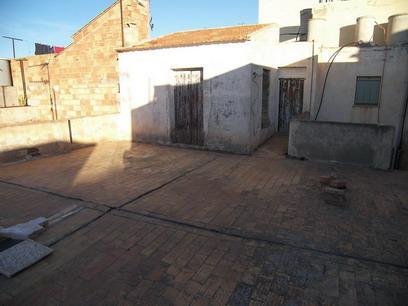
[
  {"left": 247, "top": 23, "right": 280, "bottom": 39},
  {"left": 117, "top": 39, "right": 249, "bottom": 53},
  {"left": 117, "top": 23, "right": 273, "bottom": 53},
  {"left": 72, "top": 0, "right": 119, "bottom": 40}
]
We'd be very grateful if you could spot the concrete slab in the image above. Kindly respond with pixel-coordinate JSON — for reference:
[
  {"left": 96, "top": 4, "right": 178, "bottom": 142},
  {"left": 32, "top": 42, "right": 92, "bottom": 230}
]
[{"left": 0, "top": 239, "right": 52, "bottom": 278}]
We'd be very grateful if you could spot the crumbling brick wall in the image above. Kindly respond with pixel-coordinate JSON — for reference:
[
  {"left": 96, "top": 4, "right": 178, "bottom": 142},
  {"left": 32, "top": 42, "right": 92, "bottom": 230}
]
[{"left": 0, "top": 0, "right": 149, "bottom": 125}]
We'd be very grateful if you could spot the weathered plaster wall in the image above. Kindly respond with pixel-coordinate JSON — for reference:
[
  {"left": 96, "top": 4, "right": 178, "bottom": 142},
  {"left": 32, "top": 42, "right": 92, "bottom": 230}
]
[
  {"left": 251, "top": 38, "right": 316, "bottom": 129},
  {"left": 313, "top": 46, "right": 408, "bottom": 135},
  {"left": 251, "top": 39, "right": 408, "bottom": 167},
  {"left": 289, "top": 119, "right": 395, "bottom": 169},
  {"left": 119, "top": 37, "right": 278, "bottom": 154}
]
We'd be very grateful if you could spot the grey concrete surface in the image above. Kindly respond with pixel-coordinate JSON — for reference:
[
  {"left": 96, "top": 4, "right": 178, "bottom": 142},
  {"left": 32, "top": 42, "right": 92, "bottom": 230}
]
[{"left": 288, "top": 119, "right": 395, "bottom": 169}]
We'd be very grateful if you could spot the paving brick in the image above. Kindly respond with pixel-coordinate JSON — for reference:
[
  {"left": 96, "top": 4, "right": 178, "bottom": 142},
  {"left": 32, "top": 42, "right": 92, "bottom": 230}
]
[{"left": 0, "top": 138, "right": 407, "bottom": 305}]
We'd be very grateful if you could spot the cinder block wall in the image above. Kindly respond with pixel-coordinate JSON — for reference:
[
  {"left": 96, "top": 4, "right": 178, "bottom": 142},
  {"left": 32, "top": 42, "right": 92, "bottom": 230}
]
[
  {"left": 1, "top": 0, "right": 149, "bottom": 125},
  {"left": 2, "top": 54, "right": 56, "bottom": 123}
]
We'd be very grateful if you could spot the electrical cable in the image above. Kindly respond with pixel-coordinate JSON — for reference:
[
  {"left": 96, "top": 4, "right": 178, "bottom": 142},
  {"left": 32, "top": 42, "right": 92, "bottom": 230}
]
[{"left": 314, "top": 42, "right": 359, "bottom": 120}]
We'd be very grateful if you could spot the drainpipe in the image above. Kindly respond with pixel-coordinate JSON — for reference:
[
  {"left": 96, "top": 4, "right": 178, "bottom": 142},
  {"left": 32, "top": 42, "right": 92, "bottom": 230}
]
[
  {"left": 393, "top": 82, "right": 408, "bottom": 169},
  {"left": 308, "top": 40, "right": 315, "bottom": 119},
  {"left": 376, "top": 22, "right": 388, "bottom": 125}
]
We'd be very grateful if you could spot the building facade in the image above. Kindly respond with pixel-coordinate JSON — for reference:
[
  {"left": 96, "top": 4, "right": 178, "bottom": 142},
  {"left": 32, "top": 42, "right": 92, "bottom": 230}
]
[
  {"left": 0, "top": 0, "right": 150, "bottom": 126},
  {"left": 118, "top": 25, "right": 280, "bottom": 154},
  {"left": 258, "top": 0, "right": 408, "bottom": 168},
  {"left": 119, "top": 0, "right": 408, "bottom": 169}
]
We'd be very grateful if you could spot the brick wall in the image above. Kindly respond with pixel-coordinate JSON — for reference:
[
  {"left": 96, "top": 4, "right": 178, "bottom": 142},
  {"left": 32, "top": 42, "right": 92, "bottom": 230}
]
[{"left": 0, "top": 0, "right": 149, "bottom": 126}]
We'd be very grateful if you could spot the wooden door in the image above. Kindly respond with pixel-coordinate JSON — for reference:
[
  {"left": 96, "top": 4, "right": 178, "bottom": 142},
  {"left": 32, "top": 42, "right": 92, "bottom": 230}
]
[
  {"left": 173, "top": 69, "right": 204, "bottom": 146},
  {"left": 279, "top": 78, "right": 304, "bottom": 132}
]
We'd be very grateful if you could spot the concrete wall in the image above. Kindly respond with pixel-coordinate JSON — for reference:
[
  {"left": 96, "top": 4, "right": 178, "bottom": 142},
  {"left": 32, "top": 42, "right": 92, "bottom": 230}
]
[
  {"left": 262, "top": 41, "right": 408, "bottom": 169},
  {"left": 0, "top": 0, "right": 149, "bottom": 126},
  {"left": 289, "top": 119, "right": 395, "bottom": 169},
  {"left": 0, "top": 106, "right": 54, "bottom": 127},
  {"left": 400, "top": 108, "right": 408, "bottom": 168},
  {"left": 0, "top": 113, "right": 128, "bottom": 163},
  {"left": 119, "top": 36, "right": 277, "bottom": 154}
]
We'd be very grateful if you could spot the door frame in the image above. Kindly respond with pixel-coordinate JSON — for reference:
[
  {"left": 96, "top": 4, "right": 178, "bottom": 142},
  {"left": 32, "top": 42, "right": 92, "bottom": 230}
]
[
  {"left": 278, "top": 77, "right": 305, "bottom": 133},
  {"left": 171, "top": 67, "right": 204, "bottom": 146}
]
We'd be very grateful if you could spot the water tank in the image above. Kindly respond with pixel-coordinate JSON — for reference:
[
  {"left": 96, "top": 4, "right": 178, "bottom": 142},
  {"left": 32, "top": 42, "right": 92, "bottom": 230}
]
[
  {"left": 386, "top": 14, "right": 408, "bottom": 45},
  {"left": 355, "top": 16, "right": 376, "bottom": 44},
  {"left": 299, "top": 9, "right": 313, "bottom": 41},
  {"left": 0, "top": 59, "right": 12, "bottom": 86},
  {"left": 308, "top": 18, "right": 326, "bottom": 42}
]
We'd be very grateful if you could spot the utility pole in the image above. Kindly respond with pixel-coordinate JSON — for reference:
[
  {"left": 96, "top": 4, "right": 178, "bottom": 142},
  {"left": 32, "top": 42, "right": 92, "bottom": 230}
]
[{"left": 2, "top": 36, "right": 23, "bottom": 58}]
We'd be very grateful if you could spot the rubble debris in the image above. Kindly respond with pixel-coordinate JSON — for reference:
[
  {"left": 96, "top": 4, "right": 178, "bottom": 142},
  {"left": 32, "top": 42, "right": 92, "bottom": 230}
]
[
  {"left": 320, "top": 176, "right": 347, "bottom": 189},
  {"left": 27, "top": 148, "right": 40, "bottom": 157},
  {"left": 320, "top": 175, "right": 348, "bottom": 207},
  {"left": 319, "top": 175, "right": 332, "bottom": 185},
  {"left": 329, "top": 180, "right": 347, "bottom": 190},
  {"left": 0, "top": 239, "right": 53, "bottom": 278},
  {"left": 324, "top": 187, "right": 346, "bottom": 196},
  {"left": 0, "top": 217, "right": 48, "bottom": 240}
]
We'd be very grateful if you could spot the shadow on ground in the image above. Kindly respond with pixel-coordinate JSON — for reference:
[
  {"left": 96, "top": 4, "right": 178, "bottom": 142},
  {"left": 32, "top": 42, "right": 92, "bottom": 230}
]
[{"left": 0, "top": 136, "right": 407, "bottom": 305}]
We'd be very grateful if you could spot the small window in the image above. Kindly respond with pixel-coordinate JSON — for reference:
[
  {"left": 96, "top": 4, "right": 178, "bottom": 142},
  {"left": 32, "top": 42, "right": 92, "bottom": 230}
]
[
  {"left": 354, "top": 76, "right": 381, "bottom": 106},
  {"left": 261, "top": 69, "right": 270, "bottom": 129}
]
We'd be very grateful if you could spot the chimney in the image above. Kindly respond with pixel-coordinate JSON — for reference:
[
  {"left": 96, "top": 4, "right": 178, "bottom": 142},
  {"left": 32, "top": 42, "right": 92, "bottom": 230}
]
[{"left": 121, "top": 0, "right": 151, "bottom": 47}]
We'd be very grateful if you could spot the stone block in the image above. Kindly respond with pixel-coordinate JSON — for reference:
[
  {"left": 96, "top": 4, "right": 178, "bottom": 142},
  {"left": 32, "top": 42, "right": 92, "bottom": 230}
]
[{"left": 0, "top": 239, "right": 53, "bottom": 278}]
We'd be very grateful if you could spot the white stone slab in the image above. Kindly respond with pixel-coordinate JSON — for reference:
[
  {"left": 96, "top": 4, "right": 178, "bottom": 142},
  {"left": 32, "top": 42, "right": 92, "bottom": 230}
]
[
  {"left": 0, "top": 217, "right": 47, "bottom": 240},
  {"left": 0, "top": 239, "right": 53, "bottom": 278}
]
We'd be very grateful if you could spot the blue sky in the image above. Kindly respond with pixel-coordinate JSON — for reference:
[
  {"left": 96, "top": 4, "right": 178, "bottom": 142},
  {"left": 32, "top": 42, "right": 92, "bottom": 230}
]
[{"left": 0, "top": 0, "right": 258, "bottom": 58}]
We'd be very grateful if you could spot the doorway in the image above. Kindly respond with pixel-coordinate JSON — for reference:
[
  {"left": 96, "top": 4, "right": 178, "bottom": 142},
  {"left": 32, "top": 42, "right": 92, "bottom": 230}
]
[
  {"left": 172, "top": 68, "right": 204, "bottom": 146},
  {"left": 278, "top": 78, "right": 304, "bottom": 132}
]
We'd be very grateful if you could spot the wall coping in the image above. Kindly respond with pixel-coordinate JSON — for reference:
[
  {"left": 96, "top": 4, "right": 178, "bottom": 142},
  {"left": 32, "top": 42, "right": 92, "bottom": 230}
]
[
  {"left": 0, "top": 113, "right": 121, "bottom": 129},
  {"left": 294, "top": 119, "right": 394, "bottom": 130}
]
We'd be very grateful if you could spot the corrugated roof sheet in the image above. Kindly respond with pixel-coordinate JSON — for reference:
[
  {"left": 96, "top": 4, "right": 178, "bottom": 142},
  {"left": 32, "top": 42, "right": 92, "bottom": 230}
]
[{"left": 118, "top": 24, "right": 270, "bottom": 52}]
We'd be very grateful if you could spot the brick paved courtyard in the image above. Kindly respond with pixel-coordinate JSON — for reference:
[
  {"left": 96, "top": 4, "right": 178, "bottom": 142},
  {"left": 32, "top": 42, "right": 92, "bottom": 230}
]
[{"left": 1, "top": 136, "right": 407, "bottom": 305}]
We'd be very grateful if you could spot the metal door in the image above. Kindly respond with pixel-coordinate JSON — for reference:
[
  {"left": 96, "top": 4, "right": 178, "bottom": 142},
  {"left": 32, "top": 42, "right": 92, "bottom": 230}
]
[
  {"left": 173, "top": 69, "right": 204, "bottom": 146},
  {"left": 279, "top": 78, "right": 304, "bottom": 132}
]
